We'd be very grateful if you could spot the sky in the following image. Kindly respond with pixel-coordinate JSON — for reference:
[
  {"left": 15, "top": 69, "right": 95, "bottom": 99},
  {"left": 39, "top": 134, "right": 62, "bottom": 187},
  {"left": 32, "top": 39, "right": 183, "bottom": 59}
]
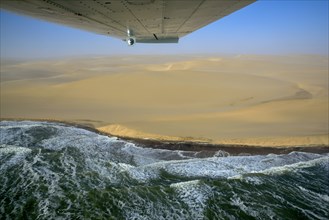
[{"left": 0, "top": 0, "right": 328, "bottom": 59}]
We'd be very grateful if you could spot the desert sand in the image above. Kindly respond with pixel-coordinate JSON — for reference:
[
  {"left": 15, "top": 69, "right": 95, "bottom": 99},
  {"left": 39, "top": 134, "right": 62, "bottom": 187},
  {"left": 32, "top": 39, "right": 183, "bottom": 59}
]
[{"left": 1, "top": 55, "right": 328, "bottom": 147}]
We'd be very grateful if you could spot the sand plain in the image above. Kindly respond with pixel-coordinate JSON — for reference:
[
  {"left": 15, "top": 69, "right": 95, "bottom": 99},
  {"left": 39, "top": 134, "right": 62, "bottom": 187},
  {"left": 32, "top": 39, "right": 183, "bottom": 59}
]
[{"left": 1, "top": 55, "right": 328, "bottom": 146}]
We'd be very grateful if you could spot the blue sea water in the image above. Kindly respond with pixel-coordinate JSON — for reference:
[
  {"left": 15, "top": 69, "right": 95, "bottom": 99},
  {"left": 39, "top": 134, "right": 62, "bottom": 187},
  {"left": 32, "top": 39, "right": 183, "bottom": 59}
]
[{"left": 0, "top": 120, "right": 328, "bottom": 219}]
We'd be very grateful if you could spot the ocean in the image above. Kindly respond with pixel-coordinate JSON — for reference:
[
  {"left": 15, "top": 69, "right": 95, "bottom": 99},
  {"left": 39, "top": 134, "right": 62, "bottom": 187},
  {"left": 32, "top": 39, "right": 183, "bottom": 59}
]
[{"left": 0, "top": 120, "right": 328, "bottom": 219}]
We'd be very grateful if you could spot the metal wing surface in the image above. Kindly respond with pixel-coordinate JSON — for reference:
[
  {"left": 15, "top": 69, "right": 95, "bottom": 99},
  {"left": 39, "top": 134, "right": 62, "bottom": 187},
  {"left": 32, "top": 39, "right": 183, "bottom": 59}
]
[{"left": 1, "top": 0, "right": 255, "bottom": 44}]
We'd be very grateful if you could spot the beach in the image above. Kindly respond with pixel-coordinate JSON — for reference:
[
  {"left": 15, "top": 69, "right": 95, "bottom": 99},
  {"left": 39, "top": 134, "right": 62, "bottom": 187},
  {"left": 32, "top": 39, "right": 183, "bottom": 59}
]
[{"left": 1, "top": 55, "right": 328, "bottom": 147}]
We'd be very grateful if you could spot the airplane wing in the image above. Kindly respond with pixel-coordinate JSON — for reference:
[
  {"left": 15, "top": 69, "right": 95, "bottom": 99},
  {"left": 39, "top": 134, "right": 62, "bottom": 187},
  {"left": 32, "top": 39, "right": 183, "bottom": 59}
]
[{"left": 1, "top": 0, "right": 255, "bottom": 45}]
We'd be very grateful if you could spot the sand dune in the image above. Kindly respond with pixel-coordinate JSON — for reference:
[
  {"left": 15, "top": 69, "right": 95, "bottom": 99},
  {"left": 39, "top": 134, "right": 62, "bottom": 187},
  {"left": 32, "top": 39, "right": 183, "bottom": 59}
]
[{"left": 1, "top": 55, "right": 328, "bottom": 146}]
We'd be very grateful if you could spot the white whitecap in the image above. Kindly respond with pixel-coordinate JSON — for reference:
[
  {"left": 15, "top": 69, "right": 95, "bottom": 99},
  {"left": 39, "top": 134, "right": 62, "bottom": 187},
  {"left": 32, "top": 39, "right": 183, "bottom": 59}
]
[{"left": 0, "top": 144, "right": 32, "bottom": 170}]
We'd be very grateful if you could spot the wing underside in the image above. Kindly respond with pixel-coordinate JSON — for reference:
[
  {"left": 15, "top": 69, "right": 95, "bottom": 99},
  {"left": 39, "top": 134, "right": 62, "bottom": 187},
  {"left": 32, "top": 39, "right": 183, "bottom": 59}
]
[{"left": 1, "top": 0, "right": 255, "bottom": 43}]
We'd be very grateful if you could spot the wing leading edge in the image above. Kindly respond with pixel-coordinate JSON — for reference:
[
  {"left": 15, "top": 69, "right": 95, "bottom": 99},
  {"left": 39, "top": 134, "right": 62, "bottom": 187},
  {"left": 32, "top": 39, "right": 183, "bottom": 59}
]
[{"left": 1, "top": 0, "right": 255, "bottom": 45}]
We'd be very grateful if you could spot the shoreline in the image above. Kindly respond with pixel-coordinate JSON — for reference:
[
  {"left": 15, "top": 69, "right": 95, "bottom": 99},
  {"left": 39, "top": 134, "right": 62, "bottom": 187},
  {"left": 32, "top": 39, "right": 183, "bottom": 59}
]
[
  {"left": 1, "top": 118, "right": 328, "bottom": 155},
  {"left": 2, "top": 55, "right": 328, "bottom": 152}
]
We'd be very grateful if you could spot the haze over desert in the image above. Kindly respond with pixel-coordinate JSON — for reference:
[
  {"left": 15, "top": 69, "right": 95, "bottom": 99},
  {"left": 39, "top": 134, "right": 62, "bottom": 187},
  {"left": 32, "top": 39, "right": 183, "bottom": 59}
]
[{"left": 1, "top": 55, "right": 328, "bottom": 146}]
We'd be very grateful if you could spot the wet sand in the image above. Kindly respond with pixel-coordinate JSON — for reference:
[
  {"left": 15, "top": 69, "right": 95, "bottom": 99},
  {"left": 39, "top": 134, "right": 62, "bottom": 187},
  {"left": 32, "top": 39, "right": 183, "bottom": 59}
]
[{"left": 127, "top": 138, "right": 329, "bottom": 156}]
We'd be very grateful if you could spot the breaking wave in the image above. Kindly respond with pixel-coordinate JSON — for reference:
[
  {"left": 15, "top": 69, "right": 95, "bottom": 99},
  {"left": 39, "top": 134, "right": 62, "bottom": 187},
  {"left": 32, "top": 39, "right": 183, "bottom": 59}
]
[{"left": 1, "top": 121, "right": 328, "bottom": 219}]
